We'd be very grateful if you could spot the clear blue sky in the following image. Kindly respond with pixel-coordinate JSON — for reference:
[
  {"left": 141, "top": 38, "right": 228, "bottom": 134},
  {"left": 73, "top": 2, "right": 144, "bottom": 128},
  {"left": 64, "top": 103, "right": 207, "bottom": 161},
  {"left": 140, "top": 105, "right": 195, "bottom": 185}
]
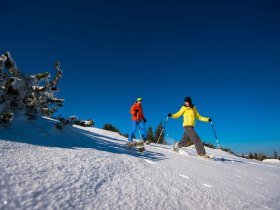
[{"left": 1, "top": 0, "right": 280, "bottom": 155}]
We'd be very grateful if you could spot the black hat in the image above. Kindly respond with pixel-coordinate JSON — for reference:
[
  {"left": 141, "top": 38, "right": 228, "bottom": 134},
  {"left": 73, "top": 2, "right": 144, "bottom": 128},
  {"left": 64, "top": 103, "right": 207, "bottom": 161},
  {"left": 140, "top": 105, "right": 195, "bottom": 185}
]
[{"left": 184, "top": 97, "right": 192, "bottom": 103}]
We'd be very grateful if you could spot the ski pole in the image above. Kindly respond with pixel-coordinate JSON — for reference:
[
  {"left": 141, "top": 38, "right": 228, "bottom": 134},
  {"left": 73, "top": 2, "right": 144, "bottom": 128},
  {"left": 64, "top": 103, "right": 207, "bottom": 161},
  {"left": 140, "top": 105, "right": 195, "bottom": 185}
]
[
  {"left": 157, "top": 117, "right": 169, "bottom": 144},
  {"left": 210, "top": 121, "right": 224, "bottom": 161}
]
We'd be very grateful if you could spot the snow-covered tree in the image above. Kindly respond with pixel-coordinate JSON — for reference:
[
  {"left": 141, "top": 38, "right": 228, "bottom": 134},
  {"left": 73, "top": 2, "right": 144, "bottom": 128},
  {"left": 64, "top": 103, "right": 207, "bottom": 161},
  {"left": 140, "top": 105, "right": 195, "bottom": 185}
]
[
  {"left": 55, "top": 116, "right": 94, "bottom": 130},
  {"left": 0, "top": 52, "right": 64, "bottom": 125},
  {"left": 0, "top": 52, "right": 95, "bottom": 130}
]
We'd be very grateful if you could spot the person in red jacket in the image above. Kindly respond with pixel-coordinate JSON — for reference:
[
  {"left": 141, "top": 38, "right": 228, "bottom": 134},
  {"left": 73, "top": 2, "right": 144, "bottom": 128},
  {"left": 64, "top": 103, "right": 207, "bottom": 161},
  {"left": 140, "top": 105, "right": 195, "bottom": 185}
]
[{"left": 128, "top": 97, "right": 147, "bottom": 143}]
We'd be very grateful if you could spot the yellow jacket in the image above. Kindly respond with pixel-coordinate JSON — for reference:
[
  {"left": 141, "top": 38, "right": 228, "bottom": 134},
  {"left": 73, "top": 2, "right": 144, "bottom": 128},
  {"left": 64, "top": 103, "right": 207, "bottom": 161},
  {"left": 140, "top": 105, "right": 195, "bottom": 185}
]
[{"left": 171, "top": 106, "right": 209, "bottom": 127}]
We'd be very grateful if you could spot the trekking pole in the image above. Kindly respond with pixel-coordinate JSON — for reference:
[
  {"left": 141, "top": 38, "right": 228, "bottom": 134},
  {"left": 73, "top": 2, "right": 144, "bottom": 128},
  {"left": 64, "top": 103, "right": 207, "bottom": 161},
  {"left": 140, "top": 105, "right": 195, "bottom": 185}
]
[
  {"left": 157, "top": 117, "right": 169, "bottom": 144},
  {"left": 210, "top": 121, "right": 224, "bottom": 161}
]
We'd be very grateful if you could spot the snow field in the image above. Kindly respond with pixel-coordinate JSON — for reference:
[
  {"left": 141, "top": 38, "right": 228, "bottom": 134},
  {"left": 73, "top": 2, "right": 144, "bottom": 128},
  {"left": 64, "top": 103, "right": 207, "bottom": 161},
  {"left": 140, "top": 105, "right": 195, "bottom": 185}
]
[{"left": 1, "top": 116, "right": 280, "bottom": 210}]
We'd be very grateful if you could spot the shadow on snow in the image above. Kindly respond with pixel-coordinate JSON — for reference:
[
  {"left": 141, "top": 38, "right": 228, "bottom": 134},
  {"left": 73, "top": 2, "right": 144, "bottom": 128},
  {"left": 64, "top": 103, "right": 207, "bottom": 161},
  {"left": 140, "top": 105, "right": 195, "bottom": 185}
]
[{"left": 0, "top": 116, "right": 166, "bottom": 162}]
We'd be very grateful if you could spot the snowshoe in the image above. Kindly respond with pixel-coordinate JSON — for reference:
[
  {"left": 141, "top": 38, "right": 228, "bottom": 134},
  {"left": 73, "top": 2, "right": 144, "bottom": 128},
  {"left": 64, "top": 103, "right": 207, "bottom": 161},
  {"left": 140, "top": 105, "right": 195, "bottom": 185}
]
[
  {"left": 125, "top": 142, "right": 134, "bottom": 147},
  {"left": 135, "top": 141, "right": 144, "bottom": 147},
  {"left": 198, "top": 154, "right": 210, "bottom": 159},
  {"left": 137, "top": 147, "right": 145, "bottom": 152},
  {"left": 125, "top": 141, "right": 145, "bottom": 152},
  {"left": 172, "top": 143, "right": 180, "bottom": 152},
  {"left": 144, "top": 140, "right": 151, "bottom": 145}
]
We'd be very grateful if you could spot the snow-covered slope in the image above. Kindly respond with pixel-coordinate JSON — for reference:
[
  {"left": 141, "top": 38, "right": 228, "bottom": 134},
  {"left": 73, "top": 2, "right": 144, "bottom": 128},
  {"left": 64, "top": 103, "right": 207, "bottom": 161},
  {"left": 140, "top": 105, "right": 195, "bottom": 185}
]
[{"left": 1, "top": 116, "right": 280, "bottom": 210}]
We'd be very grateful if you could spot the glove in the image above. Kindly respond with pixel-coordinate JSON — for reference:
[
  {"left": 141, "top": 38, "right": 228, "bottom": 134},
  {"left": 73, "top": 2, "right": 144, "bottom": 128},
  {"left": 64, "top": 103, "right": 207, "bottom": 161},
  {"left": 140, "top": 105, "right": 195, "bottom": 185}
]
[
  {"left": 134, "top": 109, "right": 138, "bottom": 114},
  {"left": 208, "top": 118, "right": 212, "bottom": 122},
  {"left": 168, "top": 113, "right": 172, "bottom": 117},
  {"left": 143, "top": 119, "right": 147, "bottom": 123}
]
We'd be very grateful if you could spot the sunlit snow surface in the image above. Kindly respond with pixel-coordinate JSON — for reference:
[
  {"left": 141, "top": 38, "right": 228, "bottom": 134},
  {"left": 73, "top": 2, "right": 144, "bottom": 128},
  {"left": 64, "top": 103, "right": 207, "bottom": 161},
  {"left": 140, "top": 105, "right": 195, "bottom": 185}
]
[{"left": 1, "top": 115, "right": 280, "bottom": 210}]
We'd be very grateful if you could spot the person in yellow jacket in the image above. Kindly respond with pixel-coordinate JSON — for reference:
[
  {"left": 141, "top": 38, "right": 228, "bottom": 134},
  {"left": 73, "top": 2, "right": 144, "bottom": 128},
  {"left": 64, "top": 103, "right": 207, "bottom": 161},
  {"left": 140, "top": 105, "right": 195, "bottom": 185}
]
[{"left": 168, "top": 96, "right": 211, "bottom": 158}]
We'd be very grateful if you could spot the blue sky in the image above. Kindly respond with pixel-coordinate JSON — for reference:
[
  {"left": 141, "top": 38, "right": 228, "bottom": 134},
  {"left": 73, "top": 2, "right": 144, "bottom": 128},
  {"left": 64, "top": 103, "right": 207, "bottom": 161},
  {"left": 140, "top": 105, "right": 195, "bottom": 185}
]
[{"left": 1, "top": 0, "right": 280, "bottom": 155}]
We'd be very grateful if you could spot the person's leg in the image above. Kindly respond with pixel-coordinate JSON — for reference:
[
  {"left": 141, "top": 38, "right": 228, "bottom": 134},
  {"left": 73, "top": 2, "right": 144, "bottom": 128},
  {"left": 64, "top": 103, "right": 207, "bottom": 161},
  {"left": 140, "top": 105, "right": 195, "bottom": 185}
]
[
  {"left": 139, "top": 120, "right": 147, "bottom": 140},
  {"left": 173, "top": 129, "right": 189, "bottom": 151},
  {"left": 185, "top": 127, "right": 206, "bottom": 155},
  {"left": 178, "top": 131, "right": 190, "bottom": 148},
  {"left": 128, "top": 120, "right": 138, "bottom": 142}
]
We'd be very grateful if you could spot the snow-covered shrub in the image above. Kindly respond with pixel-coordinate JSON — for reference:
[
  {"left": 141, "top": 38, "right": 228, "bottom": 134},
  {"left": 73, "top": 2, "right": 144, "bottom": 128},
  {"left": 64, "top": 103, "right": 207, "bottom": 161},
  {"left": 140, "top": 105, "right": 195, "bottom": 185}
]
[
  {"left": 55, "top": 116, "right": 94, "bottom": 130},
  {"left": 0, "top": 52, "right": 64, "bottom": 124}
]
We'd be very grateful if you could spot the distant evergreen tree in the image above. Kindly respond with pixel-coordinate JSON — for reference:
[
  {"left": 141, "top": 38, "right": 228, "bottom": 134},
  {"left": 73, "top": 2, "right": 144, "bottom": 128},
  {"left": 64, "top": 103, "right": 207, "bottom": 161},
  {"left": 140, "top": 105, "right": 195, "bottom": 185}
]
[
  {"left": 248, "top": 152, "right": 253, "bottom": 159},
  {"left": 103, "top": 123, "right": 120, "bottom": 133},
  {"left": 203, "top": 142, "right": 214, "bottom": 149},
  {"left": 274, "top": 150, "right": 278, "bottom": 159},
  {"left": 258, "top": 153, "right": 267, "bottom": 161},
  {"left": 220, "top": 147, "right": 235, "bottom": 155},
  {"left": 121, "top": 133, "right": 129, "bottom": 138},
  {"left": 147, "top": 127, "right": 155, "bottom": 143},
  {"left": 244, "top": 152, "right": 269, "bottom": 161},
  {"left": 102, "top": 123, "right": 128, "bottom": 138},
  {"left": 154, "top": 122, "right": 166, "bottom": 144}
]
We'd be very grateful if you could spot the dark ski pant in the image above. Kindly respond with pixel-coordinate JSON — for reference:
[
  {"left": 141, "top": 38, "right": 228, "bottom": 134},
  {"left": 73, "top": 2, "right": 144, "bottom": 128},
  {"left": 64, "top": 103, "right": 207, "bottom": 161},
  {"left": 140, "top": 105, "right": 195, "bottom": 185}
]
[{"left": 178, "top": 126, "right": 206, "bottom": 155}]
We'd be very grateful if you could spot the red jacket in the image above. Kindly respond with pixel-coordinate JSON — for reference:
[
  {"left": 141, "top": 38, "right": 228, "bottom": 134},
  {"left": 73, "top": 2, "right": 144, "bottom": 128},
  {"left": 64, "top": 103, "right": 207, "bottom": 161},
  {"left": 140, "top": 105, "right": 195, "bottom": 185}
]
[{"left": 130, "top": 102, "right": 145, "bottom": 121}]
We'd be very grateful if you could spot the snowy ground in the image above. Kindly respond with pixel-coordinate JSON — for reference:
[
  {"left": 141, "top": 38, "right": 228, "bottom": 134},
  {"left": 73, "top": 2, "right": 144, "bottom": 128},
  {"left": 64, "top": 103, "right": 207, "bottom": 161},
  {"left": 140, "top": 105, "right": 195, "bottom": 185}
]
[{"left": 1, "top": 115, "right": 280, "bottom": 210}]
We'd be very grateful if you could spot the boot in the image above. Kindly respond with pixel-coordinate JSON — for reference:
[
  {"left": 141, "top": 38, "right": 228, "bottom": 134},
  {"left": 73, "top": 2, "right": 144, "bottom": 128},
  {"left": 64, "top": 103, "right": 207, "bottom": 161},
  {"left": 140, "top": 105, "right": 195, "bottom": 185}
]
[
  {"left": 172, "top": 142, "right": 180, "bottom": 152},
  {"left": 198, "top": 154, "right": 210, "bottom": 159}
]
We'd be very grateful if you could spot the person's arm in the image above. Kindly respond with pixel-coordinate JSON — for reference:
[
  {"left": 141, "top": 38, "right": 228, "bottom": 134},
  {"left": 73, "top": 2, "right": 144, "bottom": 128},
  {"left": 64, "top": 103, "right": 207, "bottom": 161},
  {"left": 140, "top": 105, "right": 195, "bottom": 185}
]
[
  {"left": 194, "top": 107, "right": 209, "bottom": 122},
  {"left": 142, "top": 114, "right": 146, "bottom": 122},
  {"left": 141, "top": 108, "right": 146, "bottom": 122},
  {"left": 130, "top": 105, "right": 138, "bottom": 116},
  {"left": 170, "top": 106, "right": 185, "bottom": 119}
]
